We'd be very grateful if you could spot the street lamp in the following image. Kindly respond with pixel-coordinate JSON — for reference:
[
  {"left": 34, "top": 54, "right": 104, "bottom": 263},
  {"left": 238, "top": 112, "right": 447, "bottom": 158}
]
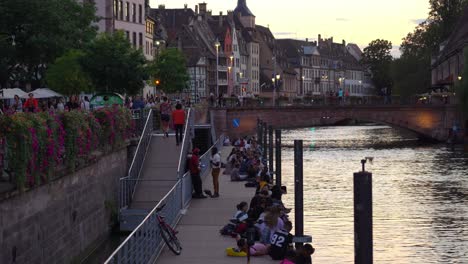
[
  {"left": 458, "top": 76, "right": 463, "bottom": 81},
  {"left": 214, "top": 39, "right": 221, "bottom": 100}
]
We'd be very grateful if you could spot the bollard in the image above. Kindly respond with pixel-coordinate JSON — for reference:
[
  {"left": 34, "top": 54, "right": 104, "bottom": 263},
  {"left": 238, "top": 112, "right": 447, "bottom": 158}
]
[
  {"left": 275, "top": 129, "right": 282, "bottom": 188},
  {"left": 294, "top": 140, "right": 304, "bottom": 248},
  {"left": 263, "top": 122, "right": 267, "bottom": 161},
  {"left": 268, "top": 126, "right": 274, "bottom": 175},
  {"left": 354, "top": 159, "right": 373, "bottom": 264}
]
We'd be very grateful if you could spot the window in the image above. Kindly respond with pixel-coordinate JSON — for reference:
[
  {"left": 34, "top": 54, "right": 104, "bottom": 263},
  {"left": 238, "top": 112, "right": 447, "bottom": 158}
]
[
  {"left": 132, "top": 32, "right": 136, "bottom": 47},
  {"left": 114, "top": 0, "right": 117, "bottom": 18},
  {"left": 132, "top": 3, "right": 136, "bottom": 22},
  {"left": 125, "top": 2, "right": 129, "bottom": 21},
  {"left": 139, "top": 5, "right": 142, "bottom": 24},
  {"left": 119, "top": 1, "right": 123, "bottom": 20},
  {"left": 139, "top": 33, "right": 143, "bottom": 48}
]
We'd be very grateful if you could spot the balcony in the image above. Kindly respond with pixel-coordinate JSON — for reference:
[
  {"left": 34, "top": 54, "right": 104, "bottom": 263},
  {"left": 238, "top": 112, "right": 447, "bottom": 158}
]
[{"left": 218, "top": 79, "right": 228, "bottom": 86}]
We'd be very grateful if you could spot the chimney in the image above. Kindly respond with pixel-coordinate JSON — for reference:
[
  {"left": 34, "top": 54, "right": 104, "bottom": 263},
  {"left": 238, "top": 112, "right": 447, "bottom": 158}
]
[
  {"left": 306, "top": 38, "right": 308, "bottom": 42},
  {"left": 219, "top": 11, "right": 223, "bottom": 27},
  {"left": 199, "top": 2, "right": 207, "bottom": 15},
  {"left": 158, "top": 4, "right": 165, "bottom": 10},
  {"left": 318, "top": 34, "right": 321, "bottom": 42},
  {"left": 195, "top": 5, "right": 198, "bottom": 14},
  {"left": 342, "top": 39, "right": 346, "bottom": 46},
  {"left": 184, "top": 4, "right": 187, "bottom": 10}
]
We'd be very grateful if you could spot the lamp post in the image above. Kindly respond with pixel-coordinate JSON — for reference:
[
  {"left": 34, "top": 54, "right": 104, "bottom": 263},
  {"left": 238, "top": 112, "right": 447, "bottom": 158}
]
[
  {"left": 301, "top": 76, "right": 305, "bottom": 97},
  {"left": 215, "top": 39, "right": 221, "bottom": 101},
  {"left": 273, "top": 56, "right": 276, "bottom": 106}
]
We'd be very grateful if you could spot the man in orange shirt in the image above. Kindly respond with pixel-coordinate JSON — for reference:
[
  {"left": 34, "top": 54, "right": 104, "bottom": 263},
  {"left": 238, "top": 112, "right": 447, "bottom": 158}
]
[{"left": 171, "top": 103, "right": 186, "bottom": 146}]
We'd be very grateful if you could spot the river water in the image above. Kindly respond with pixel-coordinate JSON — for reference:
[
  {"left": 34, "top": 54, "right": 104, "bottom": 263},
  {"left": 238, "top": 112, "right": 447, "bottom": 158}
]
[{"left": 280, "top": 125, "right": 468, "bottom": 263}]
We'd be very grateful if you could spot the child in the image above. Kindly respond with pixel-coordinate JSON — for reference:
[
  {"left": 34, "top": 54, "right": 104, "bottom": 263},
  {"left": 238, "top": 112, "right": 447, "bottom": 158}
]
[
  {"left": 280, "top": 250, "right": 297, "bottom": 264},
  {"left": 234, "top": 202, "right": 249, "bottom": 222},
  {"left": 236, "top": 237, "right": 268, "bottom": 256}
]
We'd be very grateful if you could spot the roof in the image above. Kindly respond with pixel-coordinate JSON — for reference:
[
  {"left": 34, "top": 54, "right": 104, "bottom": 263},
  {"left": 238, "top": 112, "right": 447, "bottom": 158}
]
[
  {"left": 234, "top": 0, "right": 255, "bottom": 17},
  {"left": 433, "top": 6, "right": 468, "bottom": 67},
  {"left": 150, "top": 8, "right": 195, "bottom": 44}
]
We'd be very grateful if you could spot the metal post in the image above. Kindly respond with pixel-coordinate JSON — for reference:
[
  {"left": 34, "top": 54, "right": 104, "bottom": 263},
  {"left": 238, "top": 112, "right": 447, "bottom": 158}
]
[
  {"left": 216, "top": 45, "right": 219, "bottom": 101},
  {"left": 294, "top": 140, "right": 304, "bottom": 248},
  {"left": 268, "top": 126, "right": 274, "bottom": 175},
  {"left": 275, "top": 129, "right": 282, "bottom": 188},
  {"left": 258, "top": 119, "right": 263, "bottom": 148},
  {"left": 263, "top": 122, "right": 267, "bottom": 161},
  {"left": 354, "top": 160, "right": 373, "bottom": 264}
]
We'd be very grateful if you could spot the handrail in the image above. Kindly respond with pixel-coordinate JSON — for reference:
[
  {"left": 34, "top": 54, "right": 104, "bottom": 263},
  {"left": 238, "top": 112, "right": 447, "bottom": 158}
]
[
  {"left": 176, "top": 108, "right": 192, "bottom": 179},
  {"left": 120, "top": 109, "right": 153, "bottom": 209}
]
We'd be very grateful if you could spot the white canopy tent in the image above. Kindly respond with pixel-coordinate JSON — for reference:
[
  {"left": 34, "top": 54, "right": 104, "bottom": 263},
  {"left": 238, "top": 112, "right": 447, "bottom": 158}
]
[
  {"left": 0, "top": 88, "right": 28, "bottom": 99},
  {"left": 22, "top": 88, "right": 63, "bottom": 99}
]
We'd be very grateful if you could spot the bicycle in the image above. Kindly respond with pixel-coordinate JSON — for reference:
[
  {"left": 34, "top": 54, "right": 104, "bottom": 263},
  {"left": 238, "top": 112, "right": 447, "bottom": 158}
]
[{"left": 156, "top": 204, "right": 183, "bottom": 255}]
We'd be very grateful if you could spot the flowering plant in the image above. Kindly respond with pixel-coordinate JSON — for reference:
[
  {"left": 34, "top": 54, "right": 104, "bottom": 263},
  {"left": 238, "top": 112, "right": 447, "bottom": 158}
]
[{"left": 0, "top": 106, "right": 133, "bottom": 191}]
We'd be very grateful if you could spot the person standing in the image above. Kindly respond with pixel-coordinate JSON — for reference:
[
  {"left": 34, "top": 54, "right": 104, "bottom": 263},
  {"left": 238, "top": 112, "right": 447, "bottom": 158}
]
[
  {"left": 210, "top": 147, "right": 221, "bottom": 198},
  {"left": 66, "top": 95, "right": 80, "bottom": 111},
  {"left": 172, "top": 103, "right": 186, "bottom": 146},
  {"left": 338, "top": 88, "right": 344, "bottom": 105},
  {"left": 81, "top": 96, "right": 91, "bottom": 111},
  {"left": 23, "top": 93, "right": 38, "bottom": 112},
  {"left": 160, "top": 97, "right": 172, "bottom": 137},
  {"left": 12, "top": 95, "right": 23, "bottom": 113},
  {"left": 56, "top": 98, "right": 65, "bottom": 112},
  {"left": 189, "top": 148, "right": 207, "bottom": 199}
]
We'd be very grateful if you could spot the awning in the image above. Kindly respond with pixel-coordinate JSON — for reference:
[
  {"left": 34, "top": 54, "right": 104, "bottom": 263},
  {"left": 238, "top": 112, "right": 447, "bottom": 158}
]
[{"left": 0, "top": 88, "right": 28, "bottom": 99}]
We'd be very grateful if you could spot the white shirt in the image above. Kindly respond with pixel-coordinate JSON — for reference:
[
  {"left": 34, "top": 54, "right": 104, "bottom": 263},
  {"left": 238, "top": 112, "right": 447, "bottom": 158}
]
[{"left": 211, "top": 153, "right": 221, "bottom": 169}]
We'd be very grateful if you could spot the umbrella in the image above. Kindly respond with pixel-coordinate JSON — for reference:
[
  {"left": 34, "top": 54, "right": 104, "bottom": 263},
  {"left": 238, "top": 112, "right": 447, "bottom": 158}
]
[
  {"left": 0, "top": 88, "right": 28, "bottom": 99},
  {"left": 23, "top": 88, "right": 63, "bottom": 99}
]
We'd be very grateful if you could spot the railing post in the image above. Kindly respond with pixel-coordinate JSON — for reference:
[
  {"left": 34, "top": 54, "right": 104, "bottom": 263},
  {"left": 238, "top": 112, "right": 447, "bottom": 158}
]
[
  {"left": 268, "top": 125, "right": 274, "bottom": 175},
  {"left": 275, "top": 129, "right": 282, "bottom": 188},
  {"left": 263, "top": 122, "right": 267, "bottom": 161},
  {"left": 294, "top": 140, "right": 304, "bottom": 248}
]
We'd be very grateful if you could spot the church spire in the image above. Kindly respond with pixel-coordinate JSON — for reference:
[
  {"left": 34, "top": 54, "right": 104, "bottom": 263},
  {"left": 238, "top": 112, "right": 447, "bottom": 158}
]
[{"left": 235, "top": 0, "right": 254, "bottom": 17}]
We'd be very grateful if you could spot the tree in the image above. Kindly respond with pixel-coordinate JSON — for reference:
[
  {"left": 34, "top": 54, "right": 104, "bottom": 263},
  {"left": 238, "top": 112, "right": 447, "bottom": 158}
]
[
  {"left": 361, "top": 39, "right": 393, "bottom": 91},
  {"left": 149, "top": 48, "right": 189, "bottom": 94},
  {"left": 0, "top": 0, "right": 98, "bottom": 88},
  {"left": 46, "top": 50, "right": 93, "bottom": 96},
  {"left": 81, "top": 32, "right": 148, "bottom": 95}
]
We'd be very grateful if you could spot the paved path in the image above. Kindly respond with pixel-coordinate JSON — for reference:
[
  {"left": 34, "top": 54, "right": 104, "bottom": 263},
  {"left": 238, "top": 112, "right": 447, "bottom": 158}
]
[
  {"left": 130, "top": 134, "right": 181, "bottom": 210},
  {"left": 156, "top": 147, "right": 277, "bottom": 264}
]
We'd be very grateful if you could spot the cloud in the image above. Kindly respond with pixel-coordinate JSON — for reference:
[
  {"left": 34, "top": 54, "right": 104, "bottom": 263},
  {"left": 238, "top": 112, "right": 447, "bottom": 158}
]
[
  {"left": 411, "top": 18, "right": 426, "bottom": 24},
  {"left": 336, "top": 18, "right": 350, "bottom": 22}
]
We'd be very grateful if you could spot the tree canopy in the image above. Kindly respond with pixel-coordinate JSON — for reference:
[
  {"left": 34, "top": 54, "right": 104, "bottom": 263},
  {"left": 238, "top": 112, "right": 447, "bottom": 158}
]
[
  {"left": 81, "top": 32, "right": 148, "bottom": 95},
  {"left": 46, "top": 50, "right": 92, "bottom": 96},
  {"left": 362, "top": 39, "right": 393, "bottom": 90},
  {"left": 149, "top": 48, "right": 189, "bottom": 94},
  {"left": 0, "top": 0, "right": 98, "bottom": 88}
]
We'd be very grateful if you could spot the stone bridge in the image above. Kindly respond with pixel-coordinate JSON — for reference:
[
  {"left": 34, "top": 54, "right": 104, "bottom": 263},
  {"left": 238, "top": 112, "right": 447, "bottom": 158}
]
[{"left": 211, "top": 105, "right": 464, "bottom": 141}]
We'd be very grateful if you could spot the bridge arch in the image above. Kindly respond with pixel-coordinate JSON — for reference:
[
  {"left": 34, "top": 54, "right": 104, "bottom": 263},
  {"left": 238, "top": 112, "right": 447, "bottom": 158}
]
[{"left": 211, "top": 105, "right": 459, "bottom": 142}]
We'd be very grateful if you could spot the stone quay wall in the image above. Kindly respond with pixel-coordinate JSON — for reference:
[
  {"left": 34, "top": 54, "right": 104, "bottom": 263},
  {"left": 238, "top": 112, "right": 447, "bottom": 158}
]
[{"left": 0, "top": 148, "right": 127, "bottom": 264}]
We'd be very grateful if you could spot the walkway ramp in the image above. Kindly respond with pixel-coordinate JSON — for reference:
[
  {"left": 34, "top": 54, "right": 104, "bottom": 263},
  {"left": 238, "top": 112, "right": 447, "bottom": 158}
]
[
  {"left": 155, "top": 146, "right": 275, "bottom": 264},
  {"left": 120, "top": 133, "right": 182, "bottom": 231},
  {"left": 130, "top": 135, "right": 180, "bottom": 210}
]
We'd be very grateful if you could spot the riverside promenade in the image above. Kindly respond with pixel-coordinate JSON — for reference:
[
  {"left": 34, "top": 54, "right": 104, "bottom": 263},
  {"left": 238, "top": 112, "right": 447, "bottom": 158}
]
[{"left": 156, "top": 147, "right": 275, "bottom": 264}]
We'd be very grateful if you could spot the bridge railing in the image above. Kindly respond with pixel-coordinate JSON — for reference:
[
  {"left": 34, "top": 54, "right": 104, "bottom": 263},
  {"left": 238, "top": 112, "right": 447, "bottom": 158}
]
[
  {"left": 120, "top": 109, "right": 153, "bottom": 210},
  {"left": 214, "top": 95, "right": 458, "bottom": 108},
  {"left": 105, "top": 135, "right": 223, "bottom": 264}
]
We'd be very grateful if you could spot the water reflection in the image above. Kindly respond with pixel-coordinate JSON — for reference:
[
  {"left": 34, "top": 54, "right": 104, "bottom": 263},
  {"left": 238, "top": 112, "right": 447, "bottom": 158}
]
[{"left": 281, "top": 125, "right": 468, "bottom": 263}]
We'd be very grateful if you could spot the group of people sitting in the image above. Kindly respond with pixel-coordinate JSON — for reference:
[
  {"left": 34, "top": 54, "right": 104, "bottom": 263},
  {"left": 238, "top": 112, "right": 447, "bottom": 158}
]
[{"left": 221, "top": 137, "right": 315, "bottom": 264}]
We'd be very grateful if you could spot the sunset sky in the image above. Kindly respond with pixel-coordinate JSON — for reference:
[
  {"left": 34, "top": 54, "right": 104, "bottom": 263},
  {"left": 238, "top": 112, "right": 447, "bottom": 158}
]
[{"left": 149, "top": 0, "right": 431, "bottom": 57}]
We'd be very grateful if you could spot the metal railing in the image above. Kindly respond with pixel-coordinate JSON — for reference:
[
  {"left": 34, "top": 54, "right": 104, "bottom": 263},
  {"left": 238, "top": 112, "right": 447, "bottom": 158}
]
[
  {"left": 105, "top": 135, "right": 223, "bottom": 264},
  {"left": 120, "top": 109, "right": 154, "bottom": 210}
]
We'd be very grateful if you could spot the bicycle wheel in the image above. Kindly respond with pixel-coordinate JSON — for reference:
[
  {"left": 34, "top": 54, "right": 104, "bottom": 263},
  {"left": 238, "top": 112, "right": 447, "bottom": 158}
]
[{"left": 159, "top": 223, "right": 182, "bottom": 255}]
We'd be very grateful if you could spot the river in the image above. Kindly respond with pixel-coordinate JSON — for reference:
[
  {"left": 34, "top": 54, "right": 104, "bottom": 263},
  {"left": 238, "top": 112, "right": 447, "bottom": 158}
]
[{"left": 280, "top": 125, "right": 468, "bottom": 263}]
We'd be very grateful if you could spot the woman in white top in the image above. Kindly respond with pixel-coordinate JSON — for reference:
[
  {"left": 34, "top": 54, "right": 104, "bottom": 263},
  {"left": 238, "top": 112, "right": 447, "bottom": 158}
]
[{"left": 210, "top": 147, "right": 221, "bottom": 198}]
